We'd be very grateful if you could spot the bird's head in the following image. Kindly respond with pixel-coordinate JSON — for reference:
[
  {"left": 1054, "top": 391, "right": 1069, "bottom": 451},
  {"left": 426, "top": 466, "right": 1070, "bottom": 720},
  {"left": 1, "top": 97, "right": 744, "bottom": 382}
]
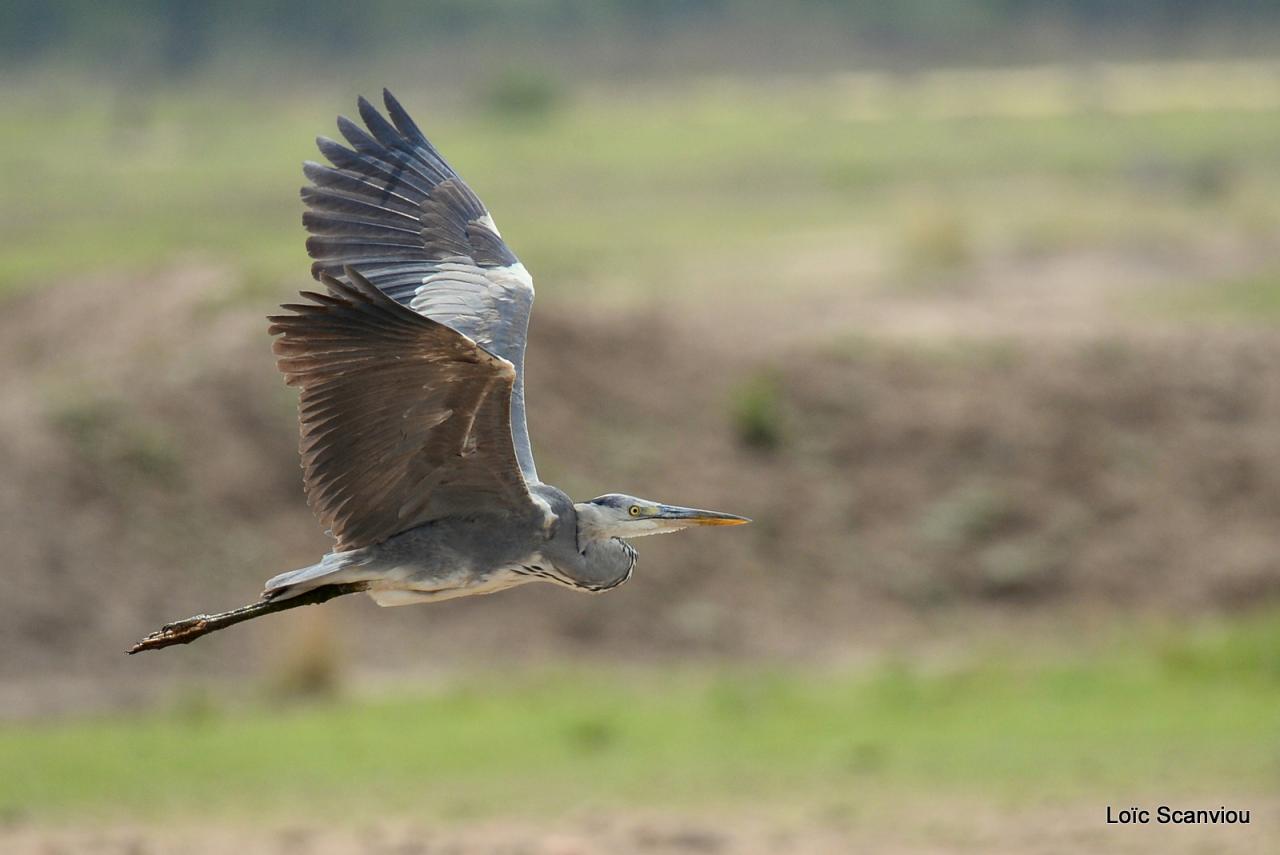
[{"left": 576, "top": 493, "right": 750, "bottom": 541}]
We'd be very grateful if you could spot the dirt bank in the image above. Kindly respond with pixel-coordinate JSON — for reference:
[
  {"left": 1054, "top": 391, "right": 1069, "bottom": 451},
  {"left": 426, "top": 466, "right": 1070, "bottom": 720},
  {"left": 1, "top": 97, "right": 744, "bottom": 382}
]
[{"left": 1, "top": 261, "right": 1278, "bottom": 712}]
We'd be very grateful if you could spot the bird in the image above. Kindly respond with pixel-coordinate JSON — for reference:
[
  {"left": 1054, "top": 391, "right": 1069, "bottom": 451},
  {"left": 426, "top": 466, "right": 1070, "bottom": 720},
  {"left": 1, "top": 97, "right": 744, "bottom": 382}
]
[{"left": 129, "top": 90, "right": 748, "bottom": 654}]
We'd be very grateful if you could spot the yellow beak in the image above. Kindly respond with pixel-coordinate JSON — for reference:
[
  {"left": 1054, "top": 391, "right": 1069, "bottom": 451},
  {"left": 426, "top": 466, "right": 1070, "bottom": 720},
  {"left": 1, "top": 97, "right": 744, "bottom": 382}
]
[{"left": 656, "top": 505, "right": 751, "bottom": 526}]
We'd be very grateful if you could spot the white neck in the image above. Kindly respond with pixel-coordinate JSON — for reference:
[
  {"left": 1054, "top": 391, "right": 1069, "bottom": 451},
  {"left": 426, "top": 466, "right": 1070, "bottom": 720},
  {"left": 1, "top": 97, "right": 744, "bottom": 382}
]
[{"left": 573, "top": 502, "right": 619, "bottom": 543}]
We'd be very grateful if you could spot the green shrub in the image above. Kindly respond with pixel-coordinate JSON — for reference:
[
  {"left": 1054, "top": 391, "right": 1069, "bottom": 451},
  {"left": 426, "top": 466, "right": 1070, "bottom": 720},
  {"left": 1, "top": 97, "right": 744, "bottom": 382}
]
[
  {"left": 977, "top": 537, "right": 1060, "bottom": 597},
  {"left": 917, "top": 483, "right": 1016, "bottom": 548},
  {"left": 898, "top": 202, "right": 972, "bottom": 275},
  {"left": 730, "top": 371, "right": 784, "bottom": 451},
  {"left": 483, "top": 69, "right": 563, "bottom": 120}
]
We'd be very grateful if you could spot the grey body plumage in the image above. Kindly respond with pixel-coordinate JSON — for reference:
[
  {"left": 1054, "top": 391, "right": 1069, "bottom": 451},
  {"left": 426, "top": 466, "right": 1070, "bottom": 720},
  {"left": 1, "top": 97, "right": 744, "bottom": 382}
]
[
  {"left": 264, "top": 484, "right": 637, "bottom": 605},
  {"left": 129, "top": 91, "right": 746, "bottom": 654}
]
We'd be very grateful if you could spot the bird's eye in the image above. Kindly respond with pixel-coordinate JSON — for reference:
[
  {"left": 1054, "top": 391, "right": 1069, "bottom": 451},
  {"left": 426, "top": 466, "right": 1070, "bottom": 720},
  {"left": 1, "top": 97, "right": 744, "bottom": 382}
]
[{"left": 629, "top": 505, "right": 641, "bottom": 516}]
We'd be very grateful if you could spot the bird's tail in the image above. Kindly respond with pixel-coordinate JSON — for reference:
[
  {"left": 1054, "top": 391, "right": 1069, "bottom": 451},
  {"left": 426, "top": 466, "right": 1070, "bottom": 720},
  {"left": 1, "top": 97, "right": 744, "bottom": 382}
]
[{"left": 262, "top": 549, "right": 371, "bottom": 600}]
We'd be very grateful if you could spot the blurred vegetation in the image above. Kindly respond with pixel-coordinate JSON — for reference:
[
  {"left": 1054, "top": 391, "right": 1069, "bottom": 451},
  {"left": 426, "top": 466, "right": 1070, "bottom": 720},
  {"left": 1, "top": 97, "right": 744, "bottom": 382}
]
[
  {"left": 5, "top": 1, "right": 1280, "bottom": 81},
  {"left": 1146, "top": 268, "right": 1280, "bottom": 322},
  {"left": 4, "top": 63, "right": 1280, "bottom": 303},
  {"left": 482, "top": 68, "right": 564, "bottom": 120},
  {"left": 47, "top": 391, "right": 184, "bottom": 487},
  {"left": 2, "top": 611, "right": 1276, "bottom": 820},
  {"left": 2, "top": 8, "right": 1280, "bottom": 844},
  {"left": 729, "top": 370, "right": 786, "bottom": 451},
  {"left": 896, "top": 200, "right": 973, "bottom": 276},
  {"left": 266, "top": 611, "right": 346, "bottom": 701},
  {"left": 916, "top": 483, "right": 1018, "bottom": 549}
]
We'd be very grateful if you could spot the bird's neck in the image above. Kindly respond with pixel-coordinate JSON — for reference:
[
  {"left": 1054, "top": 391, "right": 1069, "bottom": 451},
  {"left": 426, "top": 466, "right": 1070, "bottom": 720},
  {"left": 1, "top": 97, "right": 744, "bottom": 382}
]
[
  {"left": 569, "top": 515, "right": 637, "bottom": 591},
  {"left": 573, "top": 502, "right": 618, "bottom": 547}
]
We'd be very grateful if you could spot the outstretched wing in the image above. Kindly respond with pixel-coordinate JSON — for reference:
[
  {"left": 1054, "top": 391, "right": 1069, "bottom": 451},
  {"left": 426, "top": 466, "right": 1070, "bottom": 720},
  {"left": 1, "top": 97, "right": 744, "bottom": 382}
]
[
  {"left": 269, "top": 269, "right": 536, "bottom": 551},
  {"left": 301, "top": 90, "right": 540, "bottom": 483}
]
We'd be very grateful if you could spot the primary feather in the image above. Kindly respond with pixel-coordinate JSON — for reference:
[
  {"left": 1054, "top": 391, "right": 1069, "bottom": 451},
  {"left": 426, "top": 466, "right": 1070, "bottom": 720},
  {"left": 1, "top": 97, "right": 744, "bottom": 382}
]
[{"left": 302, "top": 89, "right": 539, "bottom": 483}]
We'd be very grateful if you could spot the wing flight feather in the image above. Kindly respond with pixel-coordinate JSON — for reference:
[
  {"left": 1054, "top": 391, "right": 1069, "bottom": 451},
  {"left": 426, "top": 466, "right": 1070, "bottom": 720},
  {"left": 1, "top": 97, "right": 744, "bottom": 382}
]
[
  {"left": 269, "top": 268, "right": 535, "bottom": 550},
  {"left": 302, "top": 90, "right": 540, "bottom": 482}
]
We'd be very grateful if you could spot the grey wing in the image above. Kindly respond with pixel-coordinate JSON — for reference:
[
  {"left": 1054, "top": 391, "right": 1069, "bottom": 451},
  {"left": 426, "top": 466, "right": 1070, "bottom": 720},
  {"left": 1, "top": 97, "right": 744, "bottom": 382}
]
[
  {"left": 269, "top": 269, "right": 537, "bottom": 551},
  {"left": 302, "top": 89, "right": 540, "bottom": 483}
]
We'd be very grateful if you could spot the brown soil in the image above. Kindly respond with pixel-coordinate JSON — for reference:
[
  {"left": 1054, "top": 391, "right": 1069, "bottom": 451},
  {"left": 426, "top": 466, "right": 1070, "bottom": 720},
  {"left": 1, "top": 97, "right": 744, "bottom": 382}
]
[
  {"left": 4, "top": 798, "right": 1274, "bottom": 855},
  {"left": 2, "top": 249, "right": 1279, "bottom": 713}
]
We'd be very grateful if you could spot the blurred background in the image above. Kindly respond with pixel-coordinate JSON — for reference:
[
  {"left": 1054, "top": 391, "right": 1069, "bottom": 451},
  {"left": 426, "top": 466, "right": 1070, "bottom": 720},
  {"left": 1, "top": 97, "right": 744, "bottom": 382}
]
[{"left": 2, "top": 1, "right": 1279, "bottom": 852}]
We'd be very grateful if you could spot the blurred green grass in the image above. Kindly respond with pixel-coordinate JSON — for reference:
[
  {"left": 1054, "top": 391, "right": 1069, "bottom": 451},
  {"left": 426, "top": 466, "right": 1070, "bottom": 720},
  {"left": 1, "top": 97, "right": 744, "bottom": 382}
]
[
  {"left": 2, "top": 612, "right": 1277, "bottom": 822},
  {"left": 4, "top": 65, "right": 1280, "bottom": 828},
  {"left": 4, "top": 66, "right": 1280, "bottom": 303},
  {"left": 1147, "top": 268, "right": 1280, "bottom": 322}
]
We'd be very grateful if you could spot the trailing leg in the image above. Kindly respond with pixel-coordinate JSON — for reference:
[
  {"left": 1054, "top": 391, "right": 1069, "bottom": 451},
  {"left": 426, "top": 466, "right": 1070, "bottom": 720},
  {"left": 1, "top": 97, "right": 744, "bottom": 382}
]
[{"left": 127, "top": 582, "right": 369, "bottom": 654}]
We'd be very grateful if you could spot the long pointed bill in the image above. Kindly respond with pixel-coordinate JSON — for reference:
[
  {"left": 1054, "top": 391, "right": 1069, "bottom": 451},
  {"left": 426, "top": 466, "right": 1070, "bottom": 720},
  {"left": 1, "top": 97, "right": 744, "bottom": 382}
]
[{"left": 656, "top": 505, "right": 751, "bottom": 526}]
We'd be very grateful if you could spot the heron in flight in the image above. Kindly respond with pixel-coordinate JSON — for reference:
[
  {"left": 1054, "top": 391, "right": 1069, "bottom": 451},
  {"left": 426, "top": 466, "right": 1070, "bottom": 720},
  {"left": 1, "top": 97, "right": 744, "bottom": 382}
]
[{"left": 130, "top": 91, "right": 748, "bottom": 653}]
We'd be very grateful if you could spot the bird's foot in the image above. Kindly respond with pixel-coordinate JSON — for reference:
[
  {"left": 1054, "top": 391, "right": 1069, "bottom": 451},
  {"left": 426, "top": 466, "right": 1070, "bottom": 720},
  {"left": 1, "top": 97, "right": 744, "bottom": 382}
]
[
  {"left": 128, "top": 615, "right": 212, "bottom": 653},
  {"left": 160, "top": 615, "right": 212, "bottom": 633}
]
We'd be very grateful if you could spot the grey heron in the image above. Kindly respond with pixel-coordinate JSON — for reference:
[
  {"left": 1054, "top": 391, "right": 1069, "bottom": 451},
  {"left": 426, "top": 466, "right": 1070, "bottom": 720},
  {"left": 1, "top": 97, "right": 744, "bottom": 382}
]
[{"left": 130, "top": 90, "right": 748, "bottom": 654}]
